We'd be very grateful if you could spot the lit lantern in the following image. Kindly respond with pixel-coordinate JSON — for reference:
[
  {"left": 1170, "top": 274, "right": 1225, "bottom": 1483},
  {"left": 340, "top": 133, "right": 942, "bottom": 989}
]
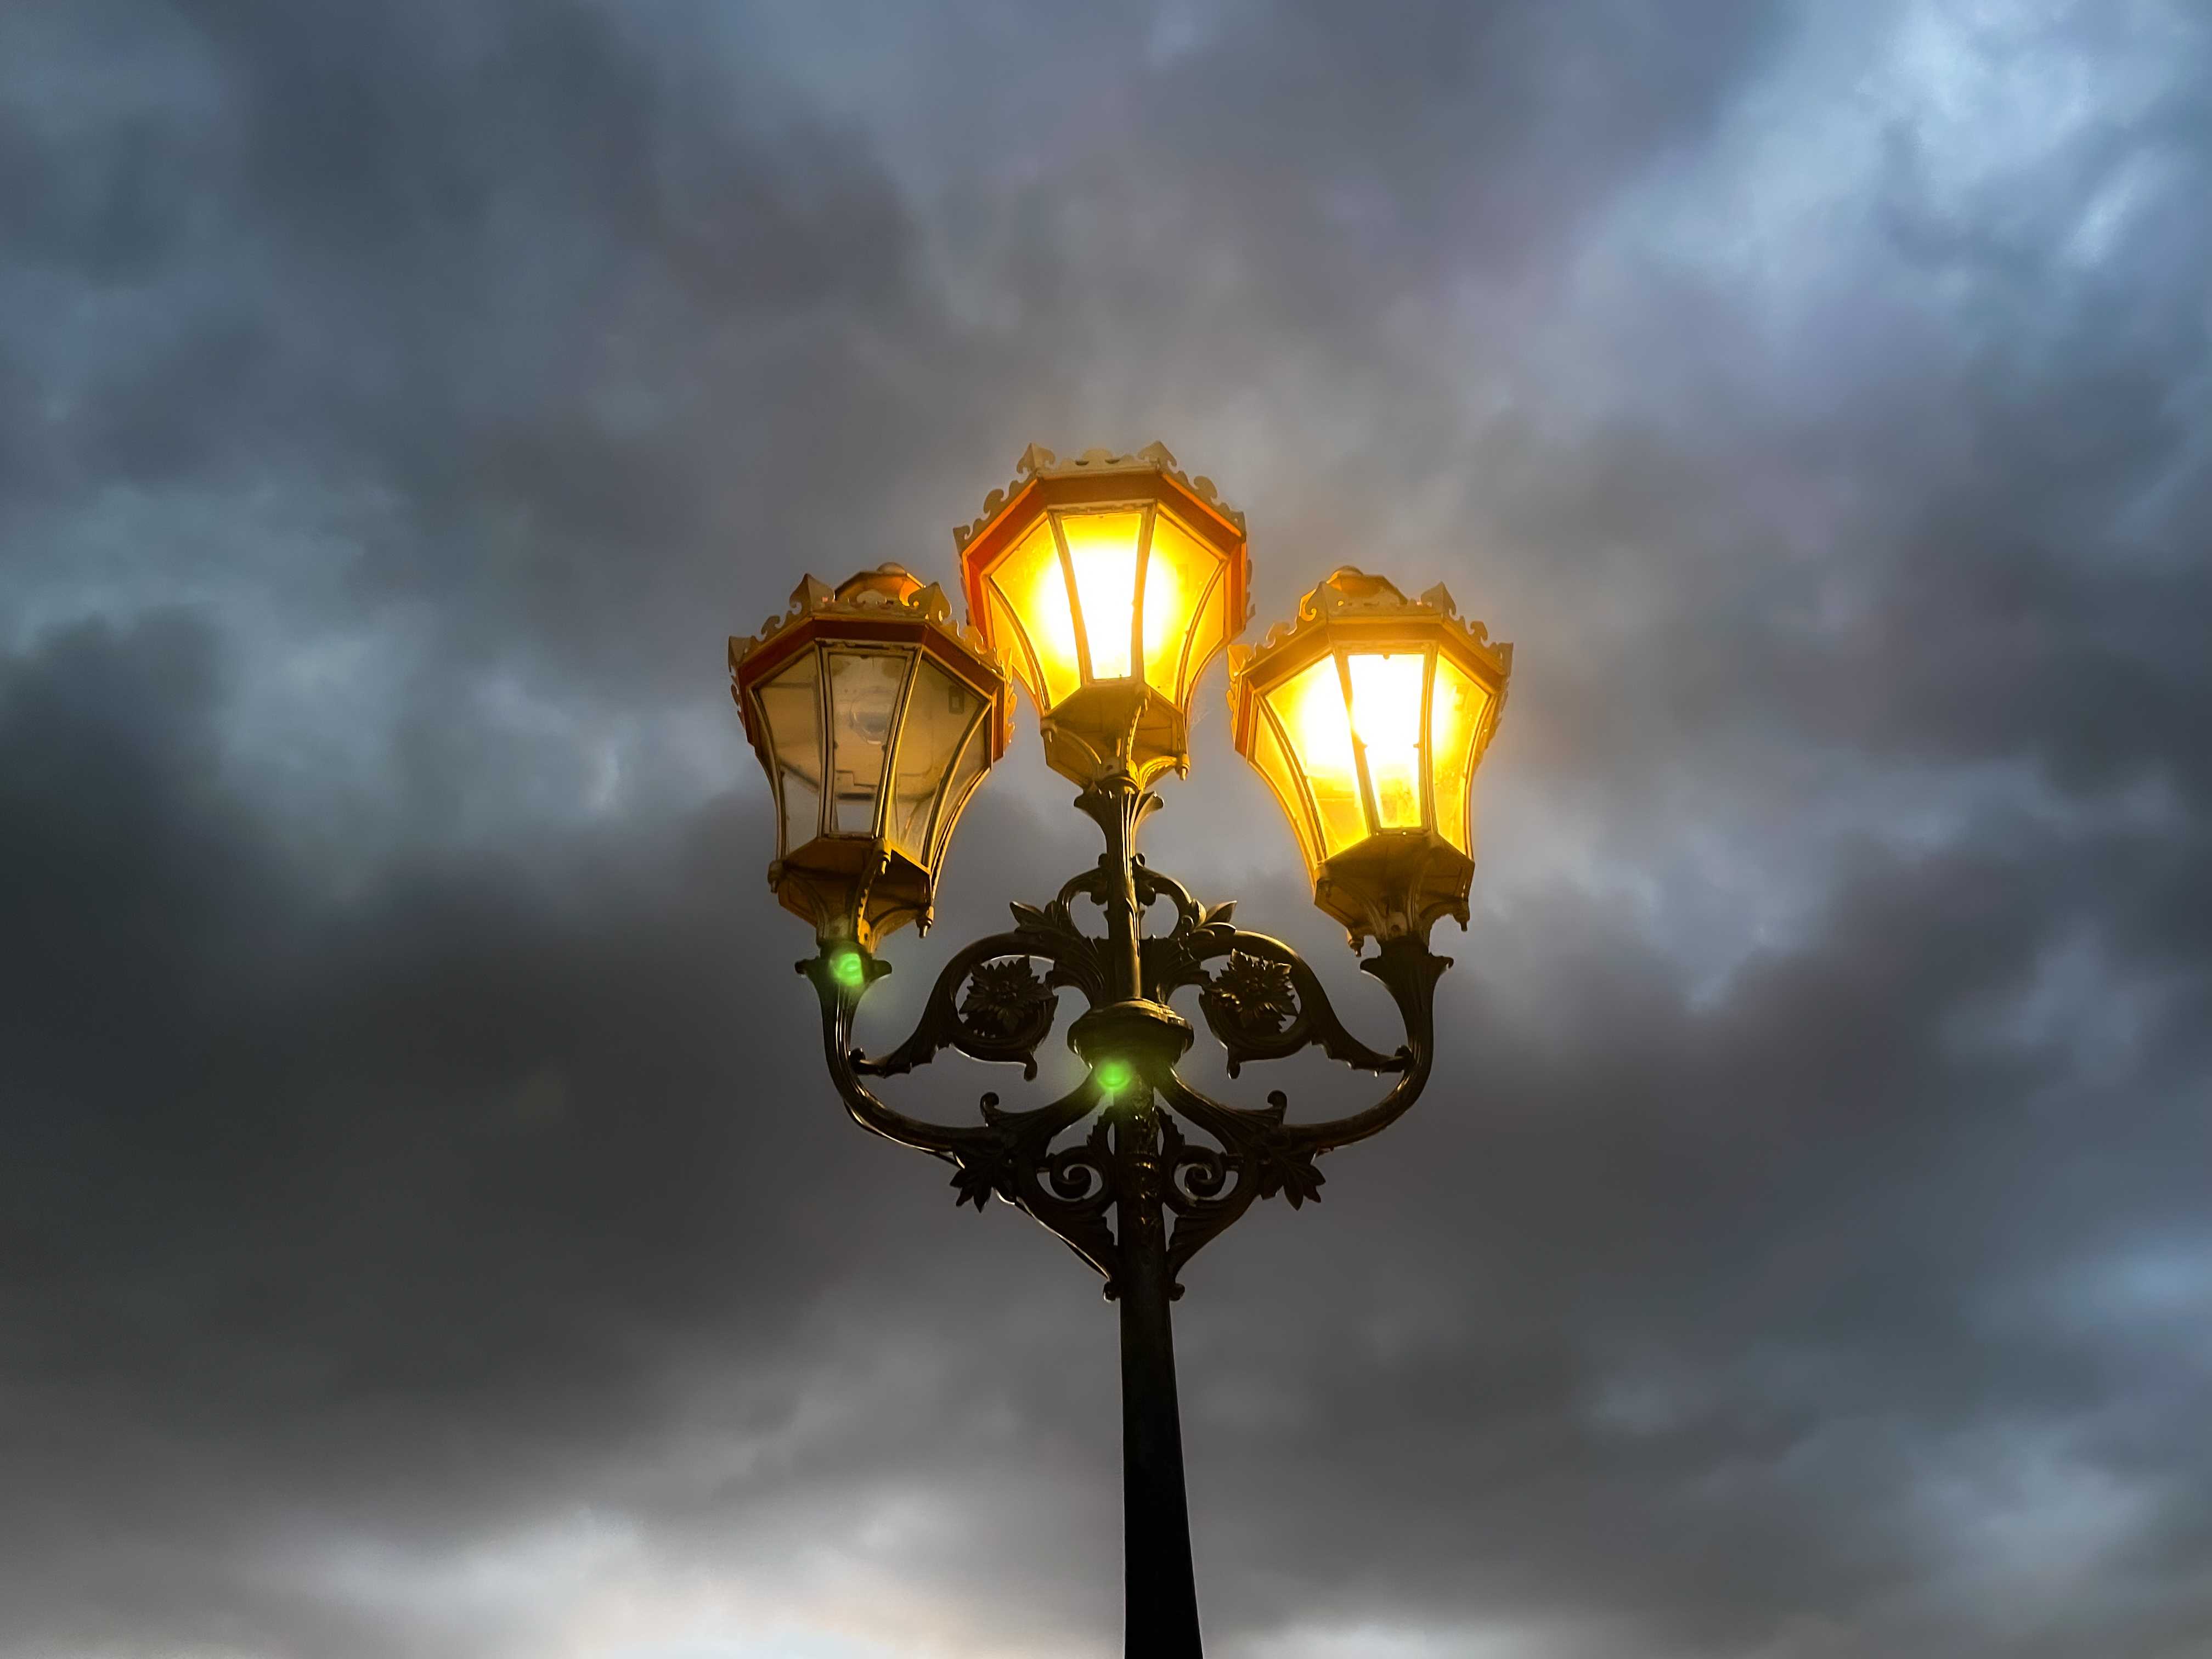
[
  {"left": 730, "top": 565, "right": 1013, "bottom": 950},
  {"left": 1228, "top": 567, "right": 1511, "bottom": 945},
  {"left": 955, "top": 443, "right": 1250, "bottom": 786}
]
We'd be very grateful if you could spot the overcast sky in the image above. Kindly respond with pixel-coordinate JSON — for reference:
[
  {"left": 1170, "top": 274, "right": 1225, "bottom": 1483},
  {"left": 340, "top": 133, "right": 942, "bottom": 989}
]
[{"left": 5, "top": 2, "right": 2210, "bottom": 1656}]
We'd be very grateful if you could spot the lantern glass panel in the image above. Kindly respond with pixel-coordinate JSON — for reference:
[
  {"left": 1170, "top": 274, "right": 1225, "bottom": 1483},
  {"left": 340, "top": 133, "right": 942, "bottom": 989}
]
[
  {"left": 982, "top": 588, "right": 1031, "bottom": 699},
  {"left": 1250, "top": 703, "right": 1320, "bottom": 872},
  {"left": 757, "top": 650, "right": 823, "bottom": 851},
  {"left": 991, "top": 520, "right": 1081, "bottom": 708},
  {"left": 1268, "top": 655, "right": 1366, "bottom": 857},
  {"left": 931, "top": 716, "right": 991, "bottom": 864},
  {"left": 1428, "top": 656, "right": 1489, "bottom": 854},
  {"left": 1059, "top": 509, "right": 1146, "bottom": 681},
  {"left": 827, "top": 648, "right": 910, "bottom": 834},
  {"left": 1177, "top": 560, "right": 1228, "bottom": 702},
  {"left": 1142, "top": 511, "right": 1218, "bottom": 698},
  {"left": 1347, "top": 651, "right": 1428, "bottom": 831},
  {"left": 889, "top": 658, "right": 983, "bottom": 861}
]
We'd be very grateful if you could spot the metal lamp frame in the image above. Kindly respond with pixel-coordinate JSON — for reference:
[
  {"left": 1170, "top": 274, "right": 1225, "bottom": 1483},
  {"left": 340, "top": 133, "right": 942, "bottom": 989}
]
[{"left": 739, "top": 450, "right": 1508, "bottom": 1659}]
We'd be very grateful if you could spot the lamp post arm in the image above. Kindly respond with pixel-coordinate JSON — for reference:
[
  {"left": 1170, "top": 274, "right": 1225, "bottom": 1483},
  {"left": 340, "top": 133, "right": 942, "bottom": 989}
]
[
  {"left": 802, "top": 948, "right": 997, "bottom": 1162},
  {"left": 1150, "top": 922, "right": 1411, "bottom": 1076},
  {"left": 848, "top": 923, "right": 1096, "bottom": 1082},
  {"left": 1273, "top": 934, "right": 1447, "bottom": 1154},
  {"left": 1142, "top": 933, "right": 1448, "bottom": 1284},
  {"left": 800, "top": 945, "right": 1125, "bottom": 1286},
  {"left": 789, "top": 837, "right": 1449, "bottom": 1296}
]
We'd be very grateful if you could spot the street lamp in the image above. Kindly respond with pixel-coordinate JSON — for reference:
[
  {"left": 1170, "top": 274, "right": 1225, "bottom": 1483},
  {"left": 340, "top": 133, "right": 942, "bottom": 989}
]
[{"left": 727, "top": 445, "right": 1513, "bottom": 1659}]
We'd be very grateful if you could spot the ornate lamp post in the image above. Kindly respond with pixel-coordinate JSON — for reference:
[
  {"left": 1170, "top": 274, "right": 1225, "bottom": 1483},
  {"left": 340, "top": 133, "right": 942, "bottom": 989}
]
[{"left": 727, "top": 445, "right": 1511, "bottom": 1658}]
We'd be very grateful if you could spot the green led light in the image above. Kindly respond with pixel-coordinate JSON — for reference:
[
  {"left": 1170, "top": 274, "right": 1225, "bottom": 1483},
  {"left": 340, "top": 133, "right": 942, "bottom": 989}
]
[
  {"left": 1094, "top": 1058, "right": 1135, "bottom": 1096},
  {"left": 831, "top": 950, "right": 867, "bottom": 988}
]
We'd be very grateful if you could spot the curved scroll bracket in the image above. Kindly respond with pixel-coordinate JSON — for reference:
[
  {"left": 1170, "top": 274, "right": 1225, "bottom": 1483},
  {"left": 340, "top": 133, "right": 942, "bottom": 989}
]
[
  {"left": 850, "top": 893, "right": 1105, "bottom": 1080},
  {"left": 1143, "top": 879, "right": 1416, "bottom": 1076},
  {"left": 1149, "top": 930, "right": 1447, "bottom": 1285},
  {"left": 803, "top": 941, "right": 1125, "bottom": 1286},
  {"left": 788, "top": 832, "right": 1452, "bottom": 1298}
]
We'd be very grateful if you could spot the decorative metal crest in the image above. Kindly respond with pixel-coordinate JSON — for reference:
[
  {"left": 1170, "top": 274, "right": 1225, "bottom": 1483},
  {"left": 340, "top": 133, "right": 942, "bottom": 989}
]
[
  {"left": 803, "top": 783, "right": 1446, "bottom": 1299},
  {"left": 1226, "top": 565, "right": 1514, "bottom": 682},
  {"left": 951, "top": 442, "right": 1249, "bottom": 551},
  {"left": 727, "top": 562, "right": 1000, "bottom": 675}
]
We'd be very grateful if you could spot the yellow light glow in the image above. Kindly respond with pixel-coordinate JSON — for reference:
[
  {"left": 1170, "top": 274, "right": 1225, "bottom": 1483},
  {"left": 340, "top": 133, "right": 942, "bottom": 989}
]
[
  {"left": 1347, "top": 652, "right": 1426, "bottom": 830},
  {"left": 992, "top": 520, "right": 1080, "bottom": 708},
  {"left": 1248, "top": 702, "right": 1321, "bottom": 872},
  {"left": 959, "top": 455, "right": 1251, "bottom": 787},
  {"left": 1142, "top": 513, "right": 1217, "bottom": 698},
  {"left": 1226, "top": 565, "right": 1509, "bottom": 944},
  {"left": 1429, "top": 655, "right": 1489, "bottom": 853},
  {"left": 1268, "top": 656, "right": 1366, "bottom": 856},
  {"left": 1181, "top": 565, "right": 1228, "bottom": 699},
  {"left": 1059, "top": 510, "right": 1145, "bottom": 681}
]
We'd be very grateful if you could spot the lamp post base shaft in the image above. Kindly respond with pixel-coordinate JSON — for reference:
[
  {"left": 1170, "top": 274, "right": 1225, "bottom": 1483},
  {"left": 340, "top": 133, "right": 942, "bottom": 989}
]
[{"left": 1119, "top": 1162, "right": 1202, "bottom": 1658}]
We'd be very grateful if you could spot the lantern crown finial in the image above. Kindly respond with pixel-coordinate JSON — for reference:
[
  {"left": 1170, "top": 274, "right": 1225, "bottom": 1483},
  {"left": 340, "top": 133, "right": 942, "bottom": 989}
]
[
  {"left": 832, "top": 562, "right": 929, "bottom": 608},
  {"left": 1311, "top": 567, "right": 1408, "bottom": 612}
]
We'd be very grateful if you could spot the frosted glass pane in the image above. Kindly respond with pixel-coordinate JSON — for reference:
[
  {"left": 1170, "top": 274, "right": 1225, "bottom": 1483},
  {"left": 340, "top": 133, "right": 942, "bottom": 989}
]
[
  {"left": 1251, "top": 704, "right": 1320, "bottom": 874},
  {"left": 989, "top": 520, "right": 1079, "bottom": 708},
  {"left": 1267, "top": 656, "right": 1366, "bottom": 856},
  {"left": 757, "top": 652, "right": 822, "bottom": 851},
  {"left": 1142, "top": 512, "right": 1217, "bottom": 698},
  {"left": 1060, "top": 510, "right": 1144, "bottom": 681},
  {"left": 1348, "top": 652, "right": 1426, "bottom": 830},
  {"left": 1177, "top": 565, "right": 1228, "bottom": 703},
  {"left": 930, "top": 717, "right": 991, "bottom": 865},
  {"left": 984, "top": 589, "right": 1039, "bottom": 698},
  {"left": 828, "top": 648, "right": 910, "bottom": 834},
  {"left": 889, "top": 659, "right": 979, "bottom": 861},
  {"left": 1429, "top": 656, "right": 1489, "bottom": 854}
]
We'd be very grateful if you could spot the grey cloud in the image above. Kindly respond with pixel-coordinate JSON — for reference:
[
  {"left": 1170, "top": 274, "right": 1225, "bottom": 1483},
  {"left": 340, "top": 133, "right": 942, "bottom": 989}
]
[{"left": 4, "top": 0, "right": 2211, "bottom": 1656}]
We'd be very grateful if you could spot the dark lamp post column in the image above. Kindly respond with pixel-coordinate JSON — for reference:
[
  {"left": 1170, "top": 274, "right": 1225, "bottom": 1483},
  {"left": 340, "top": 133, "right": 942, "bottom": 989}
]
[{"left": 1116, "top": 1104, "right": 1201, "bottom": 1656}]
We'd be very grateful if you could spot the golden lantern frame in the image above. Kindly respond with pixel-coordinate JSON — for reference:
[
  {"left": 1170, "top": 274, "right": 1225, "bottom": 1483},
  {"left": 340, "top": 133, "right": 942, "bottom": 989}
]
[
  {"left": 955, "top": 443, "right": 1251, "bottom": 786},
  {"left": 1227, "top": 567, "right": 1512, "bottom": 945},
  {"left": 729, "top": 564, "right": 1012, "bottom": 951}
]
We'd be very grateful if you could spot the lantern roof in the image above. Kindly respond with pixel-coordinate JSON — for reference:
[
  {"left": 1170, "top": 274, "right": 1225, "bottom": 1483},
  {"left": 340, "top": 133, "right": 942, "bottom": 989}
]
[
  {"left": 1229, "top": 567, "right": 1514, "bottom": 690},
  {"left": 952, "top": 442, "right": 1248, "bottom": 555},
  {"left": 952, "top": 445, "right": 1255, "bottom": 788},
  {"left": 729, "top": 562, "right": 994, "bottom": 674},
  {"left": 728, "top": 563, "right": 1012, "bottom": 762}
]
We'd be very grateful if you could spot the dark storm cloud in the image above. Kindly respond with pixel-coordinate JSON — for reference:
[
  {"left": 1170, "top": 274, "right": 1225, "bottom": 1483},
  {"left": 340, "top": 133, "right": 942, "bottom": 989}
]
[{"left": 4, "top": 1, "right": 2212, "bottom": 1656}]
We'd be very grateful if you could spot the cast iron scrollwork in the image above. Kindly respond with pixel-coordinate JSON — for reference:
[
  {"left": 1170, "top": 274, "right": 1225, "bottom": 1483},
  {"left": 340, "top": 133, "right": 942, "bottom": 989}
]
[
  {"left": 850, "top": 890, "right": 1102, "bottom": 1081},
  {"left": 802, "top": 777, "right": 1448, "bottom": 1299},
  {"left": 1150, "top": 909, "right": 1410, "bottom": 1078}
]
